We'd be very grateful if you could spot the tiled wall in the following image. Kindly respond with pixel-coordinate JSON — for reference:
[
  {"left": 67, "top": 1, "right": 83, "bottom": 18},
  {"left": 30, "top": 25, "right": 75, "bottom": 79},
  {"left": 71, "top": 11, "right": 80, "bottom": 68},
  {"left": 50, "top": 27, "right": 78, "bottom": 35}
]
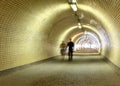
[
  {"left": 0, "top": 0, "right": 60, "bottom": 71},
  {"left": 0, "top": 0, "right": 120, "bottom": 71}
]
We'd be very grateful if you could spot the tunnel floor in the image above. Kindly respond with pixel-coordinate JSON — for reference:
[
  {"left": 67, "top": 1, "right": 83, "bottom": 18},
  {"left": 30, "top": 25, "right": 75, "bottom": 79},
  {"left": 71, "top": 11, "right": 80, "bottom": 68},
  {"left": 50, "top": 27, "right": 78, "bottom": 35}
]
[{"left": 0, "top": 56, "right": 120, "bottom": 86}]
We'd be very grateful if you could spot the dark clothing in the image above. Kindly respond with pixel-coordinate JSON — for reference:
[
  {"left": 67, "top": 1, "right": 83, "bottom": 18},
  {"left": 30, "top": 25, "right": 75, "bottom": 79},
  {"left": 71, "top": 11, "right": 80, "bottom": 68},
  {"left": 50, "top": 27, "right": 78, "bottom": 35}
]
[
  {"left": 67, "top": 41, "right": 74, "bottom": 61},
  {"left": 67, "top": 42, "right": 74, "bottom": 51}
]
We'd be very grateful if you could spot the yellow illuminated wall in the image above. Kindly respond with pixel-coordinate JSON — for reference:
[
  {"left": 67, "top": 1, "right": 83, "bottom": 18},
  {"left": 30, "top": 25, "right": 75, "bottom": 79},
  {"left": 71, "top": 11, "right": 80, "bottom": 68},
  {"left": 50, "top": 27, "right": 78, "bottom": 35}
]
[
  {"left": 78, "top": 3, "right": 120, "bottom": 67},
  {"left": 0, "top": 0, "right": 69, "bottom": 71}
]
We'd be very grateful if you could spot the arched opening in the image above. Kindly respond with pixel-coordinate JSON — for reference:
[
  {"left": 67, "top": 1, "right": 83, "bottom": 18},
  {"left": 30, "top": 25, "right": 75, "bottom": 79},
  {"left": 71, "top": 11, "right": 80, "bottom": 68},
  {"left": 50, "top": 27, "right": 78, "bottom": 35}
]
[{"left": 74, "top": 31, "right": 101, "bottom": 55}]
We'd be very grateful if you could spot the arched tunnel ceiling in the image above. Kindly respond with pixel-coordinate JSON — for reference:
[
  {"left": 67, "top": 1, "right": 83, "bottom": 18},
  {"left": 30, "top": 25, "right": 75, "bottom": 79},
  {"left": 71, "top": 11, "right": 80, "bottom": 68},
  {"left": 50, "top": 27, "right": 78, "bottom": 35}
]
[
  {"left": 50, "top": 0, "right": 120, "bottom": 34},
  {"left": 49, "top": 0, "right": 120, "bottom": 57},
  {"left": 49, "top": 0, "right": 115, "bottom": 44}
]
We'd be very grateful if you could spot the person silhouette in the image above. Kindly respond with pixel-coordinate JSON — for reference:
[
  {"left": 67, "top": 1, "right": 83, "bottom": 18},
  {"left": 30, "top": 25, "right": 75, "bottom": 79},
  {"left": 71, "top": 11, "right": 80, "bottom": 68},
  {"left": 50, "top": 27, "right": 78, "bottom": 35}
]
[
  {"left": 67, "top": 38, "right": 74, "bottom": 61},
  {"left": 60, "top": 41, "right": 67, "bottom": 60}
]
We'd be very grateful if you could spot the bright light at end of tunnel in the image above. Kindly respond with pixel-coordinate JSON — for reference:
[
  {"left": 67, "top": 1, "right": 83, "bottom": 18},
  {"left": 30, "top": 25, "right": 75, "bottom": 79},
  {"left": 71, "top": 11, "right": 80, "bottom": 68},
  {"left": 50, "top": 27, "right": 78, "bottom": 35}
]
[{"left": 59, "top": 25, "right": 102, "bottom": 53}]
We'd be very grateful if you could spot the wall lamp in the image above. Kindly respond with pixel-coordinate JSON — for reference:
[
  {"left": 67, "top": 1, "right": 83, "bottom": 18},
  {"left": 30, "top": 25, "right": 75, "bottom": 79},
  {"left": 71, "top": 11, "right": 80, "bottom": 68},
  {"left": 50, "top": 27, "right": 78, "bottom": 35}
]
[{"left": 68, "top": 0, "right": 78, "bottom": 12}]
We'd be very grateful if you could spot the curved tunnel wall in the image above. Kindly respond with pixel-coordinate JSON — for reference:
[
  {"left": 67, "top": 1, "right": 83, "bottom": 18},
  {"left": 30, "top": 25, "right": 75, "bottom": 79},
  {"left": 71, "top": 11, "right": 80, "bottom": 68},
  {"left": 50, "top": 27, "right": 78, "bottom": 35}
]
[
  {"left": 0, "top": 0, "right": 120, "bottom": 71},
  {"left": 0, "top": 0, "right": 69, "bottom": 71},
  {"left": 77, "top": 1, "right": 120, "bottom": 67}
]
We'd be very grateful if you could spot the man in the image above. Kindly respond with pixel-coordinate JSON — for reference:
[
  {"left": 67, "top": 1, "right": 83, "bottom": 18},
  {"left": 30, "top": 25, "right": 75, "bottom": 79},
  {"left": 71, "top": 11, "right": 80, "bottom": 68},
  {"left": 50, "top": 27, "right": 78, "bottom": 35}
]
[{"left": 67, "top": 38, "right": 74, "bottom": 61}]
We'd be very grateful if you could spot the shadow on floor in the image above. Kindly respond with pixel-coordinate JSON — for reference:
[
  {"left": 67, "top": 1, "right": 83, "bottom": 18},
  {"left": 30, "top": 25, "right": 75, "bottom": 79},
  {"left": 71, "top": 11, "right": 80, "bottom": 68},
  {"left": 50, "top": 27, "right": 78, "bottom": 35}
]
[{"left": 52, "top": 55, "right": 106, "bottom": 64}]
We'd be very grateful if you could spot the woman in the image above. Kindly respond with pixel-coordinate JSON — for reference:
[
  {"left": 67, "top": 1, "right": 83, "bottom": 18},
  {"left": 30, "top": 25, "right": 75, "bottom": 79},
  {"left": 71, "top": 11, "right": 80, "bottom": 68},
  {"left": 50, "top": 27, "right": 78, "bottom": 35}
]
[{"left": 60, "top": 41, "right": 66, "bottom": 60}]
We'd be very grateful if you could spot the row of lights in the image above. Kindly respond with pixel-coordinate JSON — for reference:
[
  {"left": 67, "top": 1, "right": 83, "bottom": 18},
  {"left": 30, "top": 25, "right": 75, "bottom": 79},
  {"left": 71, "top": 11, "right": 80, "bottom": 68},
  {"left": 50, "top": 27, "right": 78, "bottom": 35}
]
[
  {"left": 68, "top": 0, "right": 82, "bottom": 29},
  {"left": 68, "top": 0, "right": 78, "bottom": 11}
]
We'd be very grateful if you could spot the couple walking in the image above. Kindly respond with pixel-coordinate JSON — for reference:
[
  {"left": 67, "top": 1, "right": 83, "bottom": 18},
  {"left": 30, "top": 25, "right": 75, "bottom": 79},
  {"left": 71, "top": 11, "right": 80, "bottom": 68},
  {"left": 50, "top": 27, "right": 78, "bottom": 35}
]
[{"left": 60, "top": 39, "right": 74, "bottom": 61}]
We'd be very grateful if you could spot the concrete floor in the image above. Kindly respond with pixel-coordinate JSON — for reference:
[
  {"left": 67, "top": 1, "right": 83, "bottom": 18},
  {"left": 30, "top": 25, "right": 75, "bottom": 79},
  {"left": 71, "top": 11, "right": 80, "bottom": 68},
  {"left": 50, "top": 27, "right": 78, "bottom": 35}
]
[{"left": 0, "top": 56, "right": 120, "bottom": 86}]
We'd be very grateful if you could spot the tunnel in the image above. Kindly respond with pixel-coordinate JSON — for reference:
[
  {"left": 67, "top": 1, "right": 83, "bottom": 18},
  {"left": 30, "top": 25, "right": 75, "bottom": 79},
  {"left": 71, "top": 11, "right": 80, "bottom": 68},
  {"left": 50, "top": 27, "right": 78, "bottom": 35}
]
[{"left": 0, "top": 0, "right": 120, "bottom": 86}]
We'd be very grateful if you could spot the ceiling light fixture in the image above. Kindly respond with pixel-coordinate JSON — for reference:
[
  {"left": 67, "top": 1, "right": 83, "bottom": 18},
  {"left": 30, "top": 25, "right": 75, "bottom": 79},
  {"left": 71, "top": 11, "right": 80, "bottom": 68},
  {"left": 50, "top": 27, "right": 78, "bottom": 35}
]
[
  {"left": 68, "top": 0, "right": 83, "bottom": 29},
  {"left": 78, "top": 22, "right": 82, "bottom": 29},
  {"left": 68, "top": 0, "right": 77, "bottom": 12}
]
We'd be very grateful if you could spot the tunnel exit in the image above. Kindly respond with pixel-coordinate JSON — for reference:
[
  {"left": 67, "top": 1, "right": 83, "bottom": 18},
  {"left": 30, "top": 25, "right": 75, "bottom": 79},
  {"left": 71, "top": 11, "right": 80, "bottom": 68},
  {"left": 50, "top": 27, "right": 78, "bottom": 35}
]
[{"left": 74, "top": 31, "right": 101, "bottom": 55}]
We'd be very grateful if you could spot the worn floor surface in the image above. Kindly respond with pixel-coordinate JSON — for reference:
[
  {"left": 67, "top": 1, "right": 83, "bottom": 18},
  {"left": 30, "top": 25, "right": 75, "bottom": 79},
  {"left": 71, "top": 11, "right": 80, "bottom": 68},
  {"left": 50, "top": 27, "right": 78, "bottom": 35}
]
[{"left": 0, "top": 56, "right": 120, "bottom": 86}]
